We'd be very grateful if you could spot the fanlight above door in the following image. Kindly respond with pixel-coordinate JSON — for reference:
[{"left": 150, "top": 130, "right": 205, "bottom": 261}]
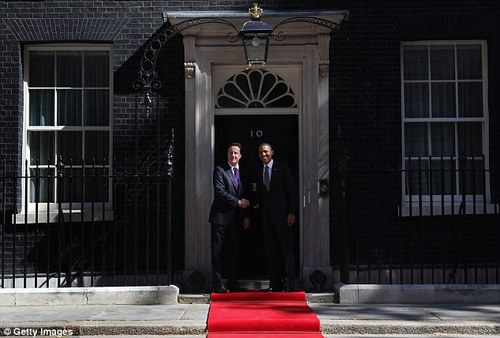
[{"left": 216, "top": 69, "right": 297, "bottom": 108}]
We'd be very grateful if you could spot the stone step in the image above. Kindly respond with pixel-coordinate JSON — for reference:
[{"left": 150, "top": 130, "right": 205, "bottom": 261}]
[{"left": 178, "top": 292, "right": 336, "bottom": 304}]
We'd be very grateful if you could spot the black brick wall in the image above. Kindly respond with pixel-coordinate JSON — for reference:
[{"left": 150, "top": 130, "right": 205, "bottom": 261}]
[
  {"left": 0, "top": 0, "right": 189, "bottom": 275},
  {"left": 1, "top": 0, "right": 499, "bottom": 283},
  {"left": 329, "top": 0, "right": 500, "bottom": 274}
]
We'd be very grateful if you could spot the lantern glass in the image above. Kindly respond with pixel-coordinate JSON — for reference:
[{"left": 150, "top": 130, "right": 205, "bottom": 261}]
[
  {"left": 240, "top": 19, "right": 272, "bottom": 65},
  {"left": 242, "top": 34, "right": 269, "bottom": 65}
]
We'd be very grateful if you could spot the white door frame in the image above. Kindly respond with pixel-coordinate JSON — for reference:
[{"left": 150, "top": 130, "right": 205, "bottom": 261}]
[{"left": 170, "top": 13, "right": 344, "bottom": 291}]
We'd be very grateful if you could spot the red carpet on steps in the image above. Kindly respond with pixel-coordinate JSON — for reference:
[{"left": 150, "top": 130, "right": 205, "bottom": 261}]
[
  {"left": 208, "top": 334, "right": 324, "bottom": 338},
  {"left": 206, "top": 291, "right": 325, "bottom": 337}
]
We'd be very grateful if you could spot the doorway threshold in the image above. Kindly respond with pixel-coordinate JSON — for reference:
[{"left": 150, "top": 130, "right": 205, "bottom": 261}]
[{"left": 238, "top": 279, "right": 270, "bottom": 291}]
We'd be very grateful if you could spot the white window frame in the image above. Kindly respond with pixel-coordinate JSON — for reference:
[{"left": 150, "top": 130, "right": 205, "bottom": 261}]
[
  {"left": 400, "top": 40, "right": 496, "bottom": 216},
  {"left": 18, "top": 44, "right": 114, "bottom": 223}
]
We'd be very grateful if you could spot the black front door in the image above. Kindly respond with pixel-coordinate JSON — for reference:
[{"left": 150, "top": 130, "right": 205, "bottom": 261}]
[{"left": 214, "top": 114, "right": 299, "bottom": 278}]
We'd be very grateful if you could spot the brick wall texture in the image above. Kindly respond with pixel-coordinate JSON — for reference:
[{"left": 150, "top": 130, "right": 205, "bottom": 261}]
[{"left": 1, "top": 0, "right": 499, "bottom": 283}]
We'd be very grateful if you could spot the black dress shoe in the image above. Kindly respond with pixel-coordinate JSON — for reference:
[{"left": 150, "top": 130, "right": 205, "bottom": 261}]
[
  {"left": 213, "top": 286, "right": 228, "bottom": 293},
  {"left": 228, "top": 286, "right": 246, "bottom": 292},
  {"left": 261, "top": 287, "right": 283, "bottom": 292}
]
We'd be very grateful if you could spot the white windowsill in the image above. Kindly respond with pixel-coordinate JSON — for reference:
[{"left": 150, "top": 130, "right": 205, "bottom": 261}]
[
  {"left": 399, "top": 202, "right": 499, "bottom": 217},
  {"left": 13, "top": 209, "right": 114, "bottom": 224}
]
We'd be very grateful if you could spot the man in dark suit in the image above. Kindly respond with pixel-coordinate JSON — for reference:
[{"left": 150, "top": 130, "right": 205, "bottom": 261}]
[
  {"left": 255, "top": 142, "right": 298, "bottom": 292},
  {"left": 209, "top": 142, "right": 250, "bottom": 293}
]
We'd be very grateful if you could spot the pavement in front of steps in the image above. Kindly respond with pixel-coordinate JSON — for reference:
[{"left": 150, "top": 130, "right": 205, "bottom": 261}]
[{"left": 0, "top": 294, "right": 499, "bottom": 337}]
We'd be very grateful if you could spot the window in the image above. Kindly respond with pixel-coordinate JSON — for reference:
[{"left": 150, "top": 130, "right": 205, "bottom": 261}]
[
  {"left": 401, "top": 41, "right": 492, "bottom": 215},
  {"left": 216, "top": 68, "right": 297, "bottom": 109},
  {"left": 23, "top": 45, "right": 112, "bottom": 213}
]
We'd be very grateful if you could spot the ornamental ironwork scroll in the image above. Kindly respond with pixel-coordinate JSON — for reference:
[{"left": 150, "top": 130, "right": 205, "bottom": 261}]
[
  {"left": 133, "top": 18, "right": 240, "bottom": 109},
  {"left": 132, "top": 14, "right": 345, "bottom": 102}
]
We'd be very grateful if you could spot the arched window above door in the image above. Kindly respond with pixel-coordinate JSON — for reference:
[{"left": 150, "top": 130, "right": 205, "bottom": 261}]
[{"left": 216, "top": 69, "right": 297, "bottom": 108}]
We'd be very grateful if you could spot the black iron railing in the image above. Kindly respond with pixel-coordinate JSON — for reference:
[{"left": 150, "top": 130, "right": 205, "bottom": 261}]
[
  {"left": 402, "top": 155, "right": 496, "bottom": 217},
  {"left": 1, "top": 157, "right": 174, "bottom": 288},
  {"left": 2, "top": 152, "right": 499, "bottom": 287},
  {"left": 332, "top": 154, "right": 500, "bottom": 285}
]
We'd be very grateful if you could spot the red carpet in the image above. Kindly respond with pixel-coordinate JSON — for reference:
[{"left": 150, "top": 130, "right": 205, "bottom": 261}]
[{"left": 206, "top": 291, "right": 324, "bottom": 337}]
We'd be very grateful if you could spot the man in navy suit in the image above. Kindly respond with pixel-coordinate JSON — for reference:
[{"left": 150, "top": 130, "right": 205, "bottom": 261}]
[
  {"left": 209, "top": 142, "right": 250, "bottom": 293},
  {"left": 255, "top": 143, "right": 298, "bottom": 292}
]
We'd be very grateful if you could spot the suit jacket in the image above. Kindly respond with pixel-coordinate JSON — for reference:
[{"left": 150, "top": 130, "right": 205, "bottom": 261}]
[
  {"left": 255, "top": 160, "right": 298, "bottom": 226},
  {"left": 209, "top": 163, "right": 248, "bottom": 225}
]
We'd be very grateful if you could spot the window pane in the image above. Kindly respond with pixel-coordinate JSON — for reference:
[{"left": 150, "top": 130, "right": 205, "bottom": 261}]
[
  {"left": 430, "top": 45, "right": 455, "bottom": 80},
  {"left": 266, "top": 82, "right": 294, "bottom": 108},
  {"left": 431, "top": 82, "right": 456, "bottom": 117},
  {"left": 29, "top": 89, "right": 54, "bottom": 126},
  {"left": 403, "top": 46, "right": 428, "bottom": 80},
  {"left": 57, "top": 51, "right": 82, "bottom": 87},
  {"left": 457, "top": 44, "right": 482, "bottom": 80},
  {"left": 458, "top": 122, "right": 482, "bottom": 156},
  {"left": 458, "top": 159, "right": 485, "bottom": 195},
  {"left": 29, "top": 51, "right": 54, "bottom": 87},
  {"left": 430, "top": 159, "right": 455, "bottom": 195},
  {"left": 405, "top": 158, "right": 429, "bottom": 195},
  {"left": 458, "top": 82, "right": 483, "bottom": 117},
  {"left": 405, "top": 123, "right": 428, "bottom": 157},
  {"left": 28, "top": 131, "right": 54, "bottom": 165},
  {"left": 57, "top": 89, "right": 82, "bottom": 126},
  {"left": 234, "top": 73, "right": 251, "bottom": 97},
  {"left": 84, "top": 89, "right": 109, "bottom": 126},
  {"left": 268, "top": 94, "right": 296, "bottom": 108},
  {"left": 404, "top": 83, "right": 429, "bottom": 117},
  {"left": 61, "top": 168, "right": 83, "bottom": 203},
  {"left": 30, "top": 168, "right": 55, "bottom": 203},
  {"left": 217, "top": 95, "right": 243, "bottom": 108},
  {"left": 85, "top": 131, "right": 109, "bottom": 164},
  {"left": 431, "top": 123, "right": 455, "bottom": 157},
  {"left": 58, "top": 131, "right": 82, "bottom": 164},
  {"left": 84, "top": 51, "right": 109, "bottom": 87}
]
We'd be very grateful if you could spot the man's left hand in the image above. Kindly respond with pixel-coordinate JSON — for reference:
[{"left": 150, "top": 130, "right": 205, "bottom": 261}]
[{"left": 243, "top": 218, "right": 251, "bottom": 230}]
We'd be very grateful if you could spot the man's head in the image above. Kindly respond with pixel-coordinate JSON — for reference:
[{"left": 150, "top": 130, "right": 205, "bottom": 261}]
[
  {"left": 258, "top": 143, "right": 274, "bottom": 165},
  {"left": 227, "top": 142, "right": 242, "bottom": 166}
]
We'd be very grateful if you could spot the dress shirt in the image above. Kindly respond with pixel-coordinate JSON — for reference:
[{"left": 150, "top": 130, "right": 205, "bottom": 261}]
[{"left": 263, "top": 160, "right": 273, "bottom": 183}]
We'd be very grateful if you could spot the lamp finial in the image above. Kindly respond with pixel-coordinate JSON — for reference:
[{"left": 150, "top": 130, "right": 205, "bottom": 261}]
[{"left": 249, "top": 3, "right": 263, "bottom": 21}]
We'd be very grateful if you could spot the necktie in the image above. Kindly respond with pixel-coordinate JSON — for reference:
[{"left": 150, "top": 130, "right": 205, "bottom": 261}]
[
  {"left": 233, "top": 167, "right": 239, "bottom": 188},
  {"left": 264, "top": 165, "right": 270, "bottom": 192}
]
